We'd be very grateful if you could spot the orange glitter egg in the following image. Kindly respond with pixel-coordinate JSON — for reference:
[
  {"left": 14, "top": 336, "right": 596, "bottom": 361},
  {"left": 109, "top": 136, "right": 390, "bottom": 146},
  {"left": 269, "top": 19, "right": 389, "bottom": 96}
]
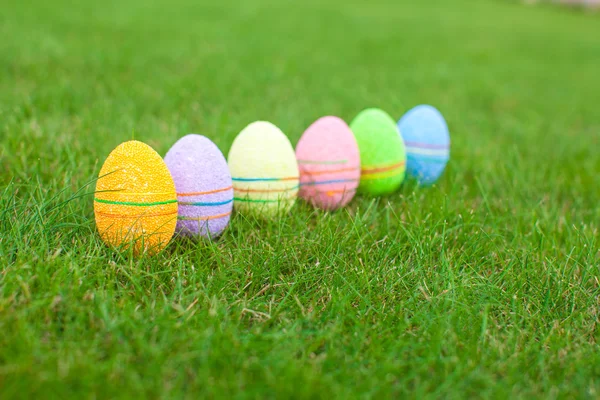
[{"left": 94, "top": 140, "right": 178, "bottom": 255}]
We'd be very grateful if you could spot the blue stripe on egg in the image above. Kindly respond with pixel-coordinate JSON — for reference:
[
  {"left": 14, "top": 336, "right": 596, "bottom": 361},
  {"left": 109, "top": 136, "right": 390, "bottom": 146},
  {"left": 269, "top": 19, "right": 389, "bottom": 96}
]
[
  {"left": 406, "top": 154, "right": 449, "bottom": 164},
  {"left": 178, "top": 198, "right": 234, "bottom": 206}
]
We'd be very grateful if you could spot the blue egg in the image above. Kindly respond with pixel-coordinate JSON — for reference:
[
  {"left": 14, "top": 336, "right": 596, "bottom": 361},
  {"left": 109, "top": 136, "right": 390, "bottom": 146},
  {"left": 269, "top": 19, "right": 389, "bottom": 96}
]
[{"left": 397, "top": 105, "right": 450, "bottom": 185}]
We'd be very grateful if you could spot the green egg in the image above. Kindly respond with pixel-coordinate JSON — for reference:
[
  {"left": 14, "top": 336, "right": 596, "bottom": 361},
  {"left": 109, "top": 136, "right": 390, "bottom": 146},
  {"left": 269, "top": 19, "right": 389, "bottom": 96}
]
[{"left": 350, "top": 108, "right": 407, "bottom": 196}]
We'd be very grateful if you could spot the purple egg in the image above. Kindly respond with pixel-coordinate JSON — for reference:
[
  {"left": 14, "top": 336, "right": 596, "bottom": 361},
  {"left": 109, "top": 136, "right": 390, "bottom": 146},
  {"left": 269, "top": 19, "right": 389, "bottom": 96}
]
[{"left": 164, "top": 134, "right": 233, "bottom": 238}]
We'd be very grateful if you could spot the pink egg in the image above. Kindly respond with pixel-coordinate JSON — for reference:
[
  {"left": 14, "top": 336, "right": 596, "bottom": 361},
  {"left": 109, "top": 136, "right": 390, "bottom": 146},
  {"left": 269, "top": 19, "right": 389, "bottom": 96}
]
[{"left": 295, "top": 116, "right": 361, "bottom": 210}]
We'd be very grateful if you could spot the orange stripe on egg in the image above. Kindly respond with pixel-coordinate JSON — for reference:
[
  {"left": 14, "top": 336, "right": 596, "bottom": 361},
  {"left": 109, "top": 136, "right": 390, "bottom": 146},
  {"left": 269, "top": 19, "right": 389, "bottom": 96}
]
[
  {"left": 233, "top": 185, "right": 299, "bottom": 193},
  {"left": 95, "top": 210, "right": 178, "bottom": 219},
  {"left": 360, "top": 168, "right": 405, "bottom": 181},
  {"left": 95, "top": 190, "right": 176, "bottom": 196},
  {"left": 308, "top": 188, "right": 358, "bottom": 197},
  {"left": 300, "top": 165, "right": 360, "bottom": 176},
  {"left": 177, "top": 186, "right": 233, "bottom": 197},
  {"left": 361, "top": 161, "right": 406, "bottom": 175},
  {"left": 178, "top": 211, "right": 232, "bottom": 221}
]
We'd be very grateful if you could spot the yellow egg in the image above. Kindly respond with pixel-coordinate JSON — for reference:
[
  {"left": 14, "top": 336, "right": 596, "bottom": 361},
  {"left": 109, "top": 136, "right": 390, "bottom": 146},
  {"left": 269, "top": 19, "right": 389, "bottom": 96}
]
[
  {"left": 94, "top": 140, "right": 177, "bottom": 254},
  {"left": 228, "top": 121, "right": 299, "bottom": 217}
]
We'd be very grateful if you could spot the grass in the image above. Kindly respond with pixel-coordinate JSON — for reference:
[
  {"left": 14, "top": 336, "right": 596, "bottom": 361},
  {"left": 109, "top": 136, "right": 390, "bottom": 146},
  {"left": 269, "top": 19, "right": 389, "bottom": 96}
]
[{"left": 0, "top": 0, "right": 599, "bottom": 397}]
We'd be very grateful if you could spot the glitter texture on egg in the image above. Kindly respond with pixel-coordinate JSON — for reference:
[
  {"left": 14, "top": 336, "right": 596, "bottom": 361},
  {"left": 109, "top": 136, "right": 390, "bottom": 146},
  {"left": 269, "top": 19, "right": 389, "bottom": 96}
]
[
  {"left": 94, "top": 140, "right": 178, "bottom": 254},
  {"left": 165, "top": 134, "right": 233, "bottom": 238}
]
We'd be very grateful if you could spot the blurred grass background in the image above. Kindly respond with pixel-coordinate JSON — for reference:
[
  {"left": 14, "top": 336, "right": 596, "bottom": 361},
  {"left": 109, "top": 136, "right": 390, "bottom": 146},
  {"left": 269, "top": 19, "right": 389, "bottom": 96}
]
[{"left": 0, "top": 0, "right": 599, "bottom": 397}]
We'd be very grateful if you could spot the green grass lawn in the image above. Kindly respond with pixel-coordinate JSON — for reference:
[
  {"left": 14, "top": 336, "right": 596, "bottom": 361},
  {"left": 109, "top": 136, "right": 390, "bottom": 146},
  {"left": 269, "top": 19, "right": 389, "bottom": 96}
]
[{"left": 1, "top": 0, "right": 599, "bottom": 397}]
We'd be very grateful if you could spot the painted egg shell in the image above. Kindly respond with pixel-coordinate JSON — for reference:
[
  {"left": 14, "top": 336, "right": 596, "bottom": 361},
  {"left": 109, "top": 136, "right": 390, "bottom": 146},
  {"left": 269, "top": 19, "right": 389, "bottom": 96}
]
[
  {"left": 295, "top": 116, "right": 361, "bottom": 210},
  {"left": 350, "top": 108, "right": 406, "bottom": 195},
  {"left": 94, "top": 140, "right": 177, "bottom": 255},
  {"left": 397, "top": 105, "right": 450, "bottom": 185},
  {"left": 228, "top": 121, "right": 299, "bottom": 217},
  {"left": 164, "top": 134, "right": 233, "bottom": 238}
]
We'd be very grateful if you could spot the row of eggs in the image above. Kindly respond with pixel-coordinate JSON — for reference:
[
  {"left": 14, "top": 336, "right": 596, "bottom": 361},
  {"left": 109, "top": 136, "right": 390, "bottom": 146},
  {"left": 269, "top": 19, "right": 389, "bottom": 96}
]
[{"left": 94, "top": 105, "right": 451, "bottom": 254}]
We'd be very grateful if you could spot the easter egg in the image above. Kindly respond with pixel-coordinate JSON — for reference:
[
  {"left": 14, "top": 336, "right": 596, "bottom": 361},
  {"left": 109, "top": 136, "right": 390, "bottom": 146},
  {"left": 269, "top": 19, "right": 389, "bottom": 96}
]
[
  {"left": 350, "top": 108, "right": 406, "bottom": 195},
  {"left": 397, "top": 105, "right": 450, "bottom": 185},
  {"left": 164, "top": 134, "right": 233, "bottom": 238},
  {"left": 94, "top": 140, "right": 177, "bottom": 254},
  {"left": 295, "top": 116, "right": 361, "bottom": 210},
  {"left": 228, "top": 121, "right": 299, "bottom": 217}
]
